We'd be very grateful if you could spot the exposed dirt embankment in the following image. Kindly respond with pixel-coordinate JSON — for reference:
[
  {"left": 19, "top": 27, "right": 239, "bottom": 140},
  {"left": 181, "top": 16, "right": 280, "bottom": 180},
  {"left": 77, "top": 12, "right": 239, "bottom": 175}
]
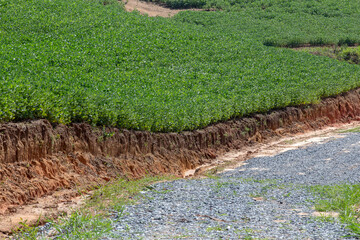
[{"left": 1, "top": 88, "right": 360, "bottom": 233}]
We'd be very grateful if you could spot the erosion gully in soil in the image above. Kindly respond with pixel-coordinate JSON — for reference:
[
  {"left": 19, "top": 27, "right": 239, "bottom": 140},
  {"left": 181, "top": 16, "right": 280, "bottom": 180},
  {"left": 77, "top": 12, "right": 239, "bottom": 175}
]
[{"left": 1, "top": 88, "right": 360, "bottom": 236}]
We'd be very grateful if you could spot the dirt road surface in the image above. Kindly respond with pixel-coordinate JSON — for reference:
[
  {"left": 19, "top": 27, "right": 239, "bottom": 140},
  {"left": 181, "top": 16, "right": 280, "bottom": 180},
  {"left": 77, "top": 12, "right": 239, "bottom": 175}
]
[{"left": 103, "top": 128, "right": 360, "bottom": 239}]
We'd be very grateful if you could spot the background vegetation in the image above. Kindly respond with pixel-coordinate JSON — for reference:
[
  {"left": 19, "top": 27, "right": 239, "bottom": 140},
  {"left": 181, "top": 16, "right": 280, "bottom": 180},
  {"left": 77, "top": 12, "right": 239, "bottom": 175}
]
[
  {"left": 1, "top": 0, "right": 360, "bottom": 132},
  {"left": 298, "top": 46, "right": 360, "bottom": 65}
]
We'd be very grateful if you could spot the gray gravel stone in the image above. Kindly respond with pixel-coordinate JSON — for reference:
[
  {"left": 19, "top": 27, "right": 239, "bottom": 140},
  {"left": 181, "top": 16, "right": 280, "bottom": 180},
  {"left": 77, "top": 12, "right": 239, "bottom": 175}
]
[{"left": 102, "top": 132, "right": 360, "bottom": 239}]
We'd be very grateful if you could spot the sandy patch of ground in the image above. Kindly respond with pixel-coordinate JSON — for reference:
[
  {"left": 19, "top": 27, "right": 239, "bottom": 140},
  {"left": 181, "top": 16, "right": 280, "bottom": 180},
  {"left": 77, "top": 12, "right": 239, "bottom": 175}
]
[
  {"left": 122, "top": 0, "right": 201, "bottom": 17},
  {"left": 0, "top": 189, "right": 88, "bottom": 239},
  {"left": 187, "top": 121, "right": 360, "bottom": 177}
]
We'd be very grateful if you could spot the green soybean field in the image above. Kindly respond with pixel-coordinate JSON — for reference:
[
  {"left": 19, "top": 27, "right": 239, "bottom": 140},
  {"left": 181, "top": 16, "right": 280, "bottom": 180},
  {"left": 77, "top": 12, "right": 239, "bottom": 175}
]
[{"left": 1, "top": 0, "right": 360, "bottom": 132}]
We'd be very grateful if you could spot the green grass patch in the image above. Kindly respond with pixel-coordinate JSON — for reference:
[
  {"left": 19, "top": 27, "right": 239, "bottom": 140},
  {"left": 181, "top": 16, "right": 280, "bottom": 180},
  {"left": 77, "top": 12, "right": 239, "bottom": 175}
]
[
  {"left": 12, "top": 175, "right": 176, "bottom": 239},
  {"left": 86, "top": 175, "right": 176, "bottom": 211},
  {"left": 204, "top": 172, "right": 221, "bottom": 179},
  {"left": 311, "top": 184, "right": 360, "bottom": 238},
  {"left": 13, "top": 219, "right": 43, "bottom": 240},
  {"left": 337, "top": 126, "right": 360, "bottom": 133},
  {"left": 206, "top": 225, "right": 226, "bottom": 232},
  {"left": 1, "top": 0, "right": 360, "bottom": 132},
  {"left": 50, "top": 211, "right": 113, "bottom": 240},
  {"left": 298, "top": 46, "right": 360, "bottom": 65}
]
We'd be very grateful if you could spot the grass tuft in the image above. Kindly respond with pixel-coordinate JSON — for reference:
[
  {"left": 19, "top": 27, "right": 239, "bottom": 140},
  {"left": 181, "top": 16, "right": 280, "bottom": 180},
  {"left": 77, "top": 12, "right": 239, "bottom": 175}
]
[
  {"left": 50, "top": 211, "right": 113, "bottom": 240},
  {"left": 311, "top": 184, "right": 360, "bottom": 237},
  {"left": 12, "top": 175, "right": 177, "bottom": 239},
  {"left": 337, "top": 126, "right": 360, "bottom": 133}
]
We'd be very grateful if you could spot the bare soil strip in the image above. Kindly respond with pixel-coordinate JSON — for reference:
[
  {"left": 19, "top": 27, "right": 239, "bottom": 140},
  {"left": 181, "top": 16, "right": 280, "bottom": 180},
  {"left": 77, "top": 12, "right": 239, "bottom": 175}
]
[
  {"left": 121, "top": 0, "right": 200, "bottom": 17},
  {"left": 2, "top": 88, "right": 360, "bottom": 235},
  {"left": 189, "top": 121, "right": 358, "bottom": 177}
]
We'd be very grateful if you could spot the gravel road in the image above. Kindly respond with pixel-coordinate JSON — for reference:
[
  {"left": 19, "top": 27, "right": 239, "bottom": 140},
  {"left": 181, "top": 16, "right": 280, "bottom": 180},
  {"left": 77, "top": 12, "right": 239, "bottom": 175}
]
[{"left": 104, "top": 132, "right": 360, "bottom": 239}]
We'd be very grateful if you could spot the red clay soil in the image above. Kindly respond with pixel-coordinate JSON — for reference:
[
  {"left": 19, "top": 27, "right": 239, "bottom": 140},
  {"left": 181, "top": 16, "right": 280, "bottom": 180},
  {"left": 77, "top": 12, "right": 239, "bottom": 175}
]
[{"left": 1, "top": 88, "right": 360, "bottom": 233}]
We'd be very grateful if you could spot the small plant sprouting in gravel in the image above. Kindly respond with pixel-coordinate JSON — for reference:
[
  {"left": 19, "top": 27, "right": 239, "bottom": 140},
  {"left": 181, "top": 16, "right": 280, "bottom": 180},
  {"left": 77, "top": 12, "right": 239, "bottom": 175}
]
[
  {"left": 50, "top": 211, "right": 113, "bottom": 240},
  {"left": 206, "top": 225, "right": 226, "bottom": 232},
  {"left": 13, "top": 218, "right": 41, "bottom": 240},
  {"left": 204, "top": 172, "right": 220, "bottom": 179}
]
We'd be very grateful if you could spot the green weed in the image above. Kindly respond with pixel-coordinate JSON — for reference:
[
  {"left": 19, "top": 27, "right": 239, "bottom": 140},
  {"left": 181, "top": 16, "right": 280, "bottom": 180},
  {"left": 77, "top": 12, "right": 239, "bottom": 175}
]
[
  {"left": 12, "top": 175, "right": 176, "bottom": 239},
  {"left": 86, "top": 175, "right": 177, "bottom": 211},
  {"left": 298, "top": 46, "right": 360, "bottom": 65},
  {"left": 12, "top": 218, "right": 41, "bottom": 240},
  {"left": 337, "top": 126, "right": 360, "bottom": 133},
  {"left": 311, "top": 184, "right": 360, "bottom": 237},
  {"left": 204, "top": 172, "right": 220, "bottom": 179},
  {"left": 206, "top": 226, "right": 226, "bottom": 232},
  {"left": 50, "top": 211, "right": 113, "bottom": 240}
]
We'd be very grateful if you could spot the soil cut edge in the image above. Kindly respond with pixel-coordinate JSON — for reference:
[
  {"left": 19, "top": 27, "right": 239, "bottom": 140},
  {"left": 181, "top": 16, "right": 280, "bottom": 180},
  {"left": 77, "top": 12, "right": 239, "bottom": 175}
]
[{"left": 2, "top": 88, "right": 360, "bottom": 234}]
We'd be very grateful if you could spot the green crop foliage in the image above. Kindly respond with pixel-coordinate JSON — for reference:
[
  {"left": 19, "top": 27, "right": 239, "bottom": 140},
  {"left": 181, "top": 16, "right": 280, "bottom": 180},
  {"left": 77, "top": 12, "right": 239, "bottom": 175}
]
[{"left": 0, "top": 0, "right": 360, "bottom": 132}]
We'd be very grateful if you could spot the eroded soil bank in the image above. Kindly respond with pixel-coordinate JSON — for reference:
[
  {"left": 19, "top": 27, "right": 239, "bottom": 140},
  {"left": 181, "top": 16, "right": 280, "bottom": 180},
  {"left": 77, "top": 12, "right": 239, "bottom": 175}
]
[{"left": 2, "top": 88, "right": 360, "bottom": 234}]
